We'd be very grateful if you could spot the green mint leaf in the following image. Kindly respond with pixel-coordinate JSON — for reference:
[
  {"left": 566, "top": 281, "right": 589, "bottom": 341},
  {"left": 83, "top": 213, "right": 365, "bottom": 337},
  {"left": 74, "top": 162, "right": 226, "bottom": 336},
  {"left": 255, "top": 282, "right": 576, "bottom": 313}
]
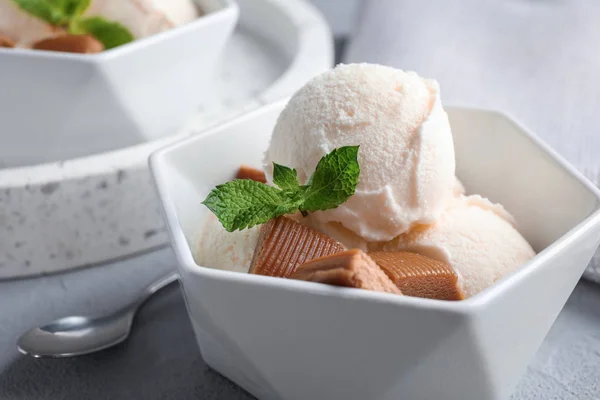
[
  {"left": 272, "top": 163, "right": 300, "bottom": 192},
  {"left": 202, "top": 146, "right": 360, "bottom": 231},
  {"left": 202, "top": 180, "right": 298, "bottom": 232},
  {"left": 58, "top": 0, "right": 90, "bottom": 17},
  {"left": 11, "top": 0, "right": 67, "bottom": 25},
  {"left": 77, "top": 17, "right": 134, "bottom": 49},
  {"left": 300, "top": 146, "right": 360, "bottom": 212}
]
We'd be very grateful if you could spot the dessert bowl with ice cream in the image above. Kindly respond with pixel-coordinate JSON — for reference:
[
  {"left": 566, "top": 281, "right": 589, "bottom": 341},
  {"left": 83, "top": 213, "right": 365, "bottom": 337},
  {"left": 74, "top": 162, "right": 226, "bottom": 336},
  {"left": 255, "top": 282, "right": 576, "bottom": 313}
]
[
  {"left": 151, "top": 64, "right": 600, "bottom": 400},
  {"left": 0, "top": 0, "right": 238, "bottom": 167}
]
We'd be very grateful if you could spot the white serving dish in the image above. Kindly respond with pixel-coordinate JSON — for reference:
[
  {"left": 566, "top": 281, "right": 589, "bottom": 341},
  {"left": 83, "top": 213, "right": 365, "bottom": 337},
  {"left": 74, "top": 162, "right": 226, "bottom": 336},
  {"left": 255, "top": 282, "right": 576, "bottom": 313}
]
[
  {"left": 0, "top": 0, "right": 238, "bottom": 168},
  {"left": 0, "top": 0, "right": 332, "bottom": 279},
  {"left": 150, "top": 100, "right": 600, "bottom": 400}
]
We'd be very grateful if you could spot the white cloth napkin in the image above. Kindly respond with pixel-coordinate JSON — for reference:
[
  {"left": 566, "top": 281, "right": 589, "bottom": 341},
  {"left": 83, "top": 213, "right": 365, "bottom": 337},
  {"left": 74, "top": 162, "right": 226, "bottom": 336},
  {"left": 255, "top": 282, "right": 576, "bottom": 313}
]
[{"left": 345, "top": 0, "right": 600, "bottom": 282}]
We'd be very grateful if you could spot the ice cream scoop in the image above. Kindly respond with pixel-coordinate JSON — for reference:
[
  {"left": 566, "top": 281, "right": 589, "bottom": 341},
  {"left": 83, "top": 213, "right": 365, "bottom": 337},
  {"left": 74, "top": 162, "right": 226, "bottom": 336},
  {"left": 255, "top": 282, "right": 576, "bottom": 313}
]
[
  {"left": 0, "top": 0, "right": 200, "bottom": 48},
  {"left": 195, "top": 214, "right": 261, "bottom": 274},
  {"left": 264, "top": 63, "right": 456, "bottom": 242},
  {"left": 383, "top": 195, "right": 535, "bottom": 297},
  {"left": 0, "top": 1, "right": 62, "bottom": 48},
  {"left": 84, "top": 0, "right": 200, "bottom": 39}
]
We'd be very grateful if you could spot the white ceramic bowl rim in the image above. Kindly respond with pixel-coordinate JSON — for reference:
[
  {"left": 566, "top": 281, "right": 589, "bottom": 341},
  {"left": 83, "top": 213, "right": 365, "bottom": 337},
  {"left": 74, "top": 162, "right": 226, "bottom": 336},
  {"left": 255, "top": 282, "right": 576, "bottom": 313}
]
[
  {"left": 150, "top": 102, "right": 600, "bottom": 313},
  {"left": 1, "top": 0, "right": 332, "bottom": 186},
  {"left": 0, "top": 0, "right": 236, "bottom": 61}
]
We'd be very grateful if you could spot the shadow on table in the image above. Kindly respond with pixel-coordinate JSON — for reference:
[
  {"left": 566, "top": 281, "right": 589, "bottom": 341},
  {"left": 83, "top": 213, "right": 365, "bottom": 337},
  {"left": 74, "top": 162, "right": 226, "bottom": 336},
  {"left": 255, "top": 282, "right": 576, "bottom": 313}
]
[{"left": 0, "top": 286, "right": 254, "bottom": 400}]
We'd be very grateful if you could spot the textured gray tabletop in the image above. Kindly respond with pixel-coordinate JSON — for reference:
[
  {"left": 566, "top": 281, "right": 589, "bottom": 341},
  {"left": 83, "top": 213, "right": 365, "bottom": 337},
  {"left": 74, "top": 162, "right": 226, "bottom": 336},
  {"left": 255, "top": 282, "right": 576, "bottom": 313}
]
[{"left": 0, "top": 247, "right": 599, "bottom": 400}]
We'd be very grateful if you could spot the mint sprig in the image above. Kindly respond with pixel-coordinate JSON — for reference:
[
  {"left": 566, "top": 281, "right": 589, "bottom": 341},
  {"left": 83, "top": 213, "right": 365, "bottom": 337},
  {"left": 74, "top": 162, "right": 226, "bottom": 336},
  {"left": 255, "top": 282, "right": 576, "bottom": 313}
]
[
  {"left": 202, "top": 146, "right": 360, "bottom": 232},
  {"left": 75, "top": 17, "right": 134, "bottom": 49},
  {"left": 11, "top": 0, "right": 134, "bottom": 50},
  {"left": 203, "top": 180, "right": 302, "bottom": 232}
]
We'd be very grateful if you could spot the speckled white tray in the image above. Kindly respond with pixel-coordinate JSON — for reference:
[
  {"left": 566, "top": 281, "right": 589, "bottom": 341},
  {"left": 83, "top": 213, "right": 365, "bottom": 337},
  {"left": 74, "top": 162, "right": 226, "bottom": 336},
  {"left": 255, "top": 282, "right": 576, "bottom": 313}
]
[{"left": 0, "top": 0, "right": 333, "bottom": 279}]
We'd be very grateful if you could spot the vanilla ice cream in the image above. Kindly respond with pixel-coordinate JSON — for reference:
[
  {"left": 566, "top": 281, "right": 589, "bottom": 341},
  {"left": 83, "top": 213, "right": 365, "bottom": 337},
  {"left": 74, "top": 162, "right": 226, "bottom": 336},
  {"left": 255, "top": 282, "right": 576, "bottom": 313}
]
[
  {"left": 264, "top": 63, "right": 456, "bottom": 242},
  {"left": 84, "top": 0, "right": 200, "bottom": 39},
  {"left": 195, "top": 214, "right": 261, "bottom": 273},
  {"left": 383, "top": 195, "right": 535, "bottom": 297},
  {"left": 0, "top": 1, "right": 61, "bottom": 47},
  {"left": 0, "top": 0, "right": 200, "bottom": 47}
]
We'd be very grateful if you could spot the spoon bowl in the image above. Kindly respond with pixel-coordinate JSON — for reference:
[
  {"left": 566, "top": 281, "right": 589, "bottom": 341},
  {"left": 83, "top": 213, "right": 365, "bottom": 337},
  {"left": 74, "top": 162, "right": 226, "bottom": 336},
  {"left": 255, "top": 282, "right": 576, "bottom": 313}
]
[
  {"left": 18, "top": 313, "right": 135, "bottom": 358},
  {"left": 17, "top": 273, "right": 178, "bottom": 358}
]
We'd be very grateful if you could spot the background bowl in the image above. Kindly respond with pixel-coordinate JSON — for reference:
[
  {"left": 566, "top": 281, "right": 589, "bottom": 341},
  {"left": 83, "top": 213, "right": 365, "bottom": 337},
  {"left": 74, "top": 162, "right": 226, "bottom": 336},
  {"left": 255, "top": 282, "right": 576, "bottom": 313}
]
[
  {"left": 151, "top": 100, "right": 600, "bottom": 400},
  {"left": 0, "top": 0, "right": 238, "bottom": 168},
  {"left": 0, "top": 0, "right": 333, "bottom": 279}
]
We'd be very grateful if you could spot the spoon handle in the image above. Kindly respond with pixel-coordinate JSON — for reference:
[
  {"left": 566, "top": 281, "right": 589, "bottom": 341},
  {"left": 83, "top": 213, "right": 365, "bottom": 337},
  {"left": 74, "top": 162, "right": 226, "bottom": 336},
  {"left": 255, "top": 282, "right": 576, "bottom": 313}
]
[{"left": 131, "top": 272, "right": 180, "bottom": 311}]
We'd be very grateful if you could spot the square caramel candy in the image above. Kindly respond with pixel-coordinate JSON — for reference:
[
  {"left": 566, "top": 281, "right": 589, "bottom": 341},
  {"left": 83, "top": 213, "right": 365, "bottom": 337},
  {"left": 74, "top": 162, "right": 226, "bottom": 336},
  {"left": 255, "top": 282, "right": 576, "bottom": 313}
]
[
  {"left": 249, "top": 216, "right": 345, "bottom": 278},
  {"left": 0, "top": 34, "right": 15, "bottom": 48},
  {"left": 291, "top": 249, "right": 402, "bottom": 295},
  {"left": 369, "top": 252, "right": 465, "bottom": 301},
  {"left": 236, "top": 165, "right": 267, "bottom": 183}
]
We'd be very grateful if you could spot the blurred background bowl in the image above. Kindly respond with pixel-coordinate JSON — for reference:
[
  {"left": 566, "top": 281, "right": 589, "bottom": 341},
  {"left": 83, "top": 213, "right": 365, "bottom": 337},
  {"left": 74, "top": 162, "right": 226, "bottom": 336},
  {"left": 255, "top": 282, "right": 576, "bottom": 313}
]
[
  {"left": 0, "top": 0, "right": 238, "bottom": 168},
  {"left": 0, "top": 0, "right": 333, "bottom": 279}
]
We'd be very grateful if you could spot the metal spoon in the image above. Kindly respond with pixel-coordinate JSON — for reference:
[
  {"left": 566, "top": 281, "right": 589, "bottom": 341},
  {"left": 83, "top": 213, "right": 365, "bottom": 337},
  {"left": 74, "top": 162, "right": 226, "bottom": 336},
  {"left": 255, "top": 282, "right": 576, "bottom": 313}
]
[{"left": 17, "top": 273, "right": 179, "bottom": 358}]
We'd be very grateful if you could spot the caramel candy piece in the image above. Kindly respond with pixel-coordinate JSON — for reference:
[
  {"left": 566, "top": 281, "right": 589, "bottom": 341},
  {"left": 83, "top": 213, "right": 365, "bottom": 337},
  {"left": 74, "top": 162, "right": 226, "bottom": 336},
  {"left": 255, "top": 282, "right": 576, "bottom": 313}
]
[
  {"left": 250, "top": 216, "right": 345, "bottom": 278},
  {"left": 236, "top": 165, "right": 267, "bottom": 183},
  {"left": 369, "top": 252, "right": 465, "bottom": 300},
  {"left": 0, "top": 34, "right": 15, "bottom": 48},
  {"left": 32, "top": 34, "right": 104, "bottom": 54},
  {"left": 291, "top": 249, "right": 402, "bottom": 295}
]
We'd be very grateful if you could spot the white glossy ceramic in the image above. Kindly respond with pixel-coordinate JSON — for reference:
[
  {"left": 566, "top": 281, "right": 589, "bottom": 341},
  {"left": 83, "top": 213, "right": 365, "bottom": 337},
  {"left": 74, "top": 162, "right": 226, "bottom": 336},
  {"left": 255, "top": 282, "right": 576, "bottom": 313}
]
[
  {"left": 153, "top": 100, "right": 600, "bottom": 400},
  {"left": 0, "top": 0, "right": 238, "bottom": 168}
]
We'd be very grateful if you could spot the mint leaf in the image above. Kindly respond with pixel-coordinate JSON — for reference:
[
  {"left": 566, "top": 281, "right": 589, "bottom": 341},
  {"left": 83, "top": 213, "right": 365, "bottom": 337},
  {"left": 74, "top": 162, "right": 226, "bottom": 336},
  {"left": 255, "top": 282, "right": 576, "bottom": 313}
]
[
  {"left": 77, "top": 17, "right": 134, "bottom": 49},
  {"left": 58, "top": 0, "right": 90, "bottom": 17},
  {"left": 300, "top": 146, "right": 360, "bottom": 212},
  {"left": 272, "top": 163, "right": 300, "bottom": 192},
  {"left": 202, "top": 180, "right": 299, "bottom": 232},
  {"left": 202, "top": 147, "right": 360, "bottom": 231},
  {"left": 11, "top": 0, "right": 67, "bottom": 25}
]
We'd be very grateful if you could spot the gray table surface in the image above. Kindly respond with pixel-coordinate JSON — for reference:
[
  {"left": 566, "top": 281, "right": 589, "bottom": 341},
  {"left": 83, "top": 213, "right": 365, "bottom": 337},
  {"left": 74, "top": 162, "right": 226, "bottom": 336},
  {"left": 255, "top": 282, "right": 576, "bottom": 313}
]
[{"left": 1, "top": 247, "right": 599, "bottom": 400}]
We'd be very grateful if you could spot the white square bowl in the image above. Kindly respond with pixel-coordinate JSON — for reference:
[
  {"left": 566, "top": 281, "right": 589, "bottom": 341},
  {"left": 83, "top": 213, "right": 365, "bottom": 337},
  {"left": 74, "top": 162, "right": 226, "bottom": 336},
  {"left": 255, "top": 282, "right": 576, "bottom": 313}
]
[
  {"left": 150, "top": 100, "right": 600, "bottom": 400},
  {"left": 0, "top": 0, "right": 238, "bottom": 168}
]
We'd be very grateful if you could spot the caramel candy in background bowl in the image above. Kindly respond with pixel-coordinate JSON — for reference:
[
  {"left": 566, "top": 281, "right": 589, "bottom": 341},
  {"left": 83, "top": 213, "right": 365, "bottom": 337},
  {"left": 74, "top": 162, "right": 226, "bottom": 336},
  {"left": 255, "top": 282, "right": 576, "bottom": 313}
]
[
  {"left": 369, "top": 251, "right": 465, "bottom": 300},
  {"left": 151, "top": 100, "right": 600, "bottom": 400},
  {"left": 0, "top": 33, "right": 15, "bottom": 48},
  {"left": 32, "top": 34, "right": 104, "bottom": 54}
]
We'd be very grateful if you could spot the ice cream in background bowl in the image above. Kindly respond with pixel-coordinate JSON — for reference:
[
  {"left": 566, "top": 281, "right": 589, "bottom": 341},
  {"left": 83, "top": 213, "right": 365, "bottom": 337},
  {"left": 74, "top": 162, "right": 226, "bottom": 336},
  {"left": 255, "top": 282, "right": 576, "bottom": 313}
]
[{"left": 85, "top": 0, "right": 201, "bottom": 39}]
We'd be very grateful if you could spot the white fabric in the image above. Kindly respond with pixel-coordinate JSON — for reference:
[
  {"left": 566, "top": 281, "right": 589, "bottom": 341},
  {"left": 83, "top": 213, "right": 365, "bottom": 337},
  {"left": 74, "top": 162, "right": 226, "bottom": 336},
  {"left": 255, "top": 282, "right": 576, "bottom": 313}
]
[{"left": 345, "top": 0, "right": 600, "bottom": 282}]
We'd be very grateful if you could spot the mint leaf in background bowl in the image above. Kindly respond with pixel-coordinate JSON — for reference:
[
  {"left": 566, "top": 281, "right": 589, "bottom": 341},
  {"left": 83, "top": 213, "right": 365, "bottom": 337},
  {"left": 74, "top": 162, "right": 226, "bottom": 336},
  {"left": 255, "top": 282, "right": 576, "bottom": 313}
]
[
  {"left": 11, "top": 0, "right": 68, "bottom": 25},
  {"left": 75, "top": 17, "right": 134, "bottom": 49},
  {"left": 59, "top": 0, "right": 91, "bottom": 18}
]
